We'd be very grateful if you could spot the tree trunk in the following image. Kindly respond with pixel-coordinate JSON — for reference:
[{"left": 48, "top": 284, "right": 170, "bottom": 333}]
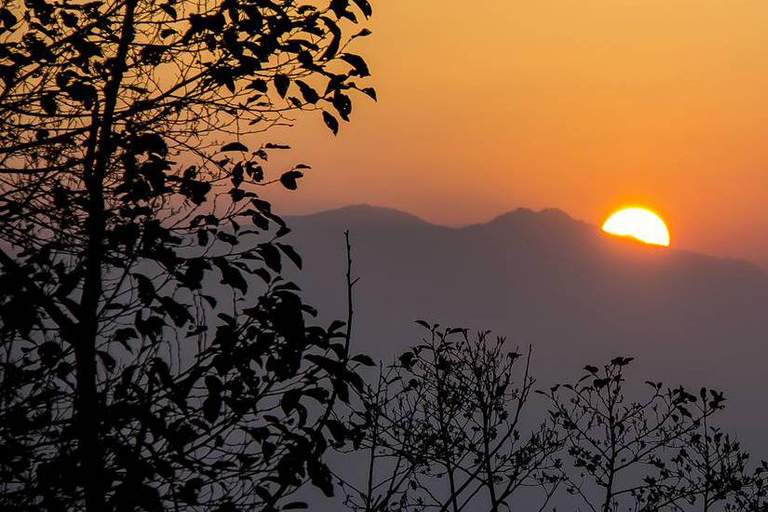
[{"left": 75, "top": 2, "right": 137, "bottom": 510}]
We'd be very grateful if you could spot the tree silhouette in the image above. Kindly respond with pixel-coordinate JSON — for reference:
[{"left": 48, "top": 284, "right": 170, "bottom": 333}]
[
  {"left": 0, "top": 1, "right": 374, "bottom": 510},
  {"left": 541, "top": 358, "right": 760, "bottom": 512},
  {"left": 339, "top": 325, "right": 562, "bottom": 512},
  {"left": 338, "top": 329, "right": 768, "bottom": 512}
]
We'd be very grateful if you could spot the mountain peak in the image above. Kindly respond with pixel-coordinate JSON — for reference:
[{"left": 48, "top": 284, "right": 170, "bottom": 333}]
[
  {"left": 467, "top": 207, "right": 593, "bottom": 239},
  {"left": 288, "top": 204, "right": 436, "bottom": 228},
  {"left": 486, "top": 207, "right": 578, "bottom": 225}
]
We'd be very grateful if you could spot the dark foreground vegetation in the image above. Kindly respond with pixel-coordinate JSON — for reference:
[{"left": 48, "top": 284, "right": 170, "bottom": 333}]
[
  {"left": 343, "top": 326, "right": 768, "bottom": 512},
  {"left": 0, "top": 1, "right": 766, "bottom": 511}
]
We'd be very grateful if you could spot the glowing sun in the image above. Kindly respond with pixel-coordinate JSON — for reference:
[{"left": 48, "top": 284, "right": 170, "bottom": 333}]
[{"left": 602, "top": 208, "right": 670, "bottom": 247}]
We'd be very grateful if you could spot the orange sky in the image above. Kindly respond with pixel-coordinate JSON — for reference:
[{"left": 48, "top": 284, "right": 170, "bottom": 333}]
[{"left": 263, "top": 0, "right": 768, "bottom": 267}]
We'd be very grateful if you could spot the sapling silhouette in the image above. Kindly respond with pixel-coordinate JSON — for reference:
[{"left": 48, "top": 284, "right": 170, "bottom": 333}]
[
  {"left": 339, "top": 324, "right": 562, "bottom": 512},
  {"left": 541, "top": 358, "right": 760, "bottom": 512}
]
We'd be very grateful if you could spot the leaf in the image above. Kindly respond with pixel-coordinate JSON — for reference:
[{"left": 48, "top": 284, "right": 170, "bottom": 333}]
[
  {"left": 325, "top": 419, "right": 347, "bottom": 444},
  {"left": 296, "top": 80, "right": 320, "bottom": 104},
  {"left": 247, "top": 79, "right": 269, "bottom": 92},
  {"left": 135, "top": 132, "right": 168, "bottom": 155},
  {"left": 37, "top": 342, "right": 62, "bottom": 367},
  {"left": 281, "top": 389, "right": 302, "bottom": 415},
  {"left": 340, "top": 53, "right": 370, "bottom": 77},
  {"left": 352, "top": 0, "right": 373, "bottom": 17},
  {"left": 203, "top": 394, "right": 221, "bottom": 423},
  {"left": 135, "top": 314, "right": 165, "bottom": 342},
  {"left": 320, "top": 19, "right": 342, "bottom": 60},
  {"left": 274, "top": 74, "right": 290, "bottom": 98},
  {"left": 261, "top": 441, "right": 276, "bottom": 461},
  {"left": 220, "top": 141, "right": 248, "bottom": 152},
  {"left": 399, "top": 351, "right": 416, "bottom": 370},
  {"left": 276, "top": 242, "right": 302, "bottom": 269},
  {"left": 40, "top": 93, "right": 57, "bottom": 115},
  {"left": 135, "top": 274, "right": 156, "bottom": 305},
  {"left": 258, "top": 243, "right": 282, "bottom": 272},
  {"left": 158, "top": 296, "right": 194, "bottom": 327},
  {"left": 160, "top": 3, "right": 178, "bottom": 19},
  {"left": 303, "top": 387, "right": 329, "bottom": 403},
  {"left": 353, "top": 28, "right": 373, "bottom": 38},
  {"left": 180, "top": 478, "right": 204, "bottom": 505},
  {"left": 213, "top": 258, "right": 248, "bottom": 294},
  {"left": 217, "top": 231, "right": 238, "bottom": 245},
  {"left": 253, "top": 268, "right": 271, "bottom": 284},
  {"left": 307, "top": 459, "right": 334, "bottom": 497},
  {"left": 251, "top": 211, "right": 269, "bottom": 230},
  {"left": 332, "top": 91, "right": 352, "bottom": 121},
  {"left": 114, "top": 328, "right": 138, "bottom": 348},
  {"left": 0, "top": 8, "right": 18, "bottom": 29},
  {"left": 140, "top": 44, "right": 167, "bottom": 64},
  {"left": 322, "top": 111, "right": 339, "bottom": 135},
  {"left": 332, "top": 378, "right": 349, "bottom": 403},
  {"left": 351, "top": 354, "right": 375, "bottom": 366},
  {"left": 97, "top": 350, "right": 116, "bottom": 372},
  {"left": 280, "top": 170, "right": 304, "bottom": 190},
  {"left": 205, "top": 375, "right": 223, "bottom": 394}
]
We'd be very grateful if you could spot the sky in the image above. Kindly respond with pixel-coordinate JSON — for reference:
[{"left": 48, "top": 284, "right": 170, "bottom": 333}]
[{"left": 264, "top": 0, "right": 768, "bottom": 268}]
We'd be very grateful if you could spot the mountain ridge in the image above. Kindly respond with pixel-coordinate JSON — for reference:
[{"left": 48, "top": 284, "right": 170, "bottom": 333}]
[{"left": 287, "top": 204, "right": 766, "bottom": 275}]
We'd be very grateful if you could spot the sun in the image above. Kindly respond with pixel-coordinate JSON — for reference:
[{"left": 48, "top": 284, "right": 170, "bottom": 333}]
[{"left": 602, "top": 208, "right": 670, "bottom": 247}]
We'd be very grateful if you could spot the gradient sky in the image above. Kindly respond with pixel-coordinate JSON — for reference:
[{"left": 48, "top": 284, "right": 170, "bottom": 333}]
[{"left": 264, "top": 0, "right": 768, "bottom": 267}]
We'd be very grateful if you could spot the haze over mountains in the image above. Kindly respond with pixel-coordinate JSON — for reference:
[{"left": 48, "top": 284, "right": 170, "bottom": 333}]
[{"left": 286, "top": 205, "right": 768, "bottom": 451}]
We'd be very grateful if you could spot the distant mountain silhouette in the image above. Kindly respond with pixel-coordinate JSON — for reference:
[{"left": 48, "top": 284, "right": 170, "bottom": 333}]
[{"left": 285, "top": 205, "right": 768, "bottom": 451}]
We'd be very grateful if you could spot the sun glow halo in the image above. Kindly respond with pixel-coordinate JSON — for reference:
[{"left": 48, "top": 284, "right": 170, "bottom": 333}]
[{"left": 602, "top": 208, "right": 670, "bottom": 247}]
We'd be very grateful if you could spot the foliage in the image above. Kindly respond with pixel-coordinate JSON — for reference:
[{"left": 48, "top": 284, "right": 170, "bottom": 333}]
[{"left": 0, "top": 0, "right": 374, "bottom": 510}]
